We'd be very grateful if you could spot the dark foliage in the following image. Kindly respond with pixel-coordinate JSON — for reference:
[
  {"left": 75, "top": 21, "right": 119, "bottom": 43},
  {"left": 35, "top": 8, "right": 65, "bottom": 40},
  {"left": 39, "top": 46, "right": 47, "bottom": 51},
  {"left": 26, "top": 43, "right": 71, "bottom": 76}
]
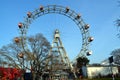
[
  {"left": 76, "top": 57, "right": 89, "bottom": 67},
  {"left": 111, "top": 48, "right": 120, "bottom": 65}
]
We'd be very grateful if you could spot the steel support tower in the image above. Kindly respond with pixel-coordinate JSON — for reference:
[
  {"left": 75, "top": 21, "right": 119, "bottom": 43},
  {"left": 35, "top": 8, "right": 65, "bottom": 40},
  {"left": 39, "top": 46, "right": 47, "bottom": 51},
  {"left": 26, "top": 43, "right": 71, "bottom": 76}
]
[{"left": 46, "top": 29, "right": 77, "bottom": 79}]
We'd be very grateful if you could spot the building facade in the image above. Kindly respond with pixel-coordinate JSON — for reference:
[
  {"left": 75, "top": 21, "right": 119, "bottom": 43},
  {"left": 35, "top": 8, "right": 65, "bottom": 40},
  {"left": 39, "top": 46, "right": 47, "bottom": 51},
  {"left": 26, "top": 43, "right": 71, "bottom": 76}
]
[{"left": 85, "top": 64, "right": 119, "bottom": 78}]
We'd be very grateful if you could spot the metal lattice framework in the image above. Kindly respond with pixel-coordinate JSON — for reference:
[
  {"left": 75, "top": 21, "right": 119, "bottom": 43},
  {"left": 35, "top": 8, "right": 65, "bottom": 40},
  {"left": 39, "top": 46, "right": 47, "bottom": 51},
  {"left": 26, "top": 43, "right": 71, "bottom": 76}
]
[{"left": 17, "top": 5, "right": 93, "bottom": 61}]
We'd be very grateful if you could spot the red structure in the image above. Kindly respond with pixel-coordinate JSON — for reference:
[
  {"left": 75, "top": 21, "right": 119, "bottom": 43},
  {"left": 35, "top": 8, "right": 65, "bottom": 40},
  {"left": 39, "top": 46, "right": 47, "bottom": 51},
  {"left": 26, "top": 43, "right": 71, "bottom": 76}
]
[{"left": 0, "top": 67, "right": 23, "bottom": 80}]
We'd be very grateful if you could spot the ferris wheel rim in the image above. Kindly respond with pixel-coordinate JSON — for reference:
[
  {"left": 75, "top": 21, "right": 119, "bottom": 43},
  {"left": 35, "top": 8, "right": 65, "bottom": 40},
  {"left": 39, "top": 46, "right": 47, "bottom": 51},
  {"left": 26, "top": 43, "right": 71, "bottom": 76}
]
[{"left": 18, "top": 5, "right": 93, "bottom": 60}]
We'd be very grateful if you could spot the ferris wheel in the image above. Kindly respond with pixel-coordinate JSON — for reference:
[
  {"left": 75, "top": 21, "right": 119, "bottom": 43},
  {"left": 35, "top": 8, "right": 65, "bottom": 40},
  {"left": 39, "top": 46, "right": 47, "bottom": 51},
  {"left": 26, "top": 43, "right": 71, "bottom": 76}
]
[{"left": 15, "top": 5, "right": 93, "bottom": 62}]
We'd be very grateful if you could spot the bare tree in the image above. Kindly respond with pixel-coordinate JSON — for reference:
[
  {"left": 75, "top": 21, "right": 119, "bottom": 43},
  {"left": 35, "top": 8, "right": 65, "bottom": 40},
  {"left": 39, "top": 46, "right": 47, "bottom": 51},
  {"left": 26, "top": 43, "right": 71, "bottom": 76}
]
[
  {"left": 0, "top": 33, "right": 50, "bottom": 78},
  {"left": 116, "top": 18, "right": 120, "bottom": 38},
  {"left": 27, "top": 33, "right": 50, "bottom": 76},
  {"left": 116, "top": 1, "right": 120, "bottom": 38},
  {"left": 0, "top": 44, "right": 22, "bottom": 68}
]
